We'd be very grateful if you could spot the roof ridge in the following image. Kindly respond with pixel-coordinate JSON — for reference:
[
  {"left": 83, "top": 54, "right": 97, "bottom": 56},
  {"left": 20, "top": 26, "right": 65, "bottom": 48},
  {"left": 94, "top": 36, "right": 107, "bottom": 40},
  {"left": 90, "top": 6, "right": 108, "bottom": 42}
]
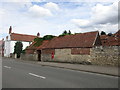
[
  {"left": 11, "top": 33, "right": 37, "bottom": 37},
  {"left": 56, "top": 31, "right": 99, "bottom": 38}
]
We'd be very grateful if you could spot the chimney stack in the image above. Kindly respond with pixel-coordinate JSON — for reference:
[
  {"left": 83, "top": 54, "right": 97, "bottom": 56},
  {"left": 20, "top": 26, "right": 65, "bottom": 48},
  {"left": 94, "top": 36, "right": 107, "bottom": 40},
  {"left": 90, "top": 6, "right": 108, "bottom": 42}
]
[
  {"left": 9, "top": 26, "right": 12, "bottom": 34},
  {"left": 37, "top": 32, "right": 40, "bottom": 37},
  {"left": 6, "top": 36, "right": 8, "bottom": 40}
]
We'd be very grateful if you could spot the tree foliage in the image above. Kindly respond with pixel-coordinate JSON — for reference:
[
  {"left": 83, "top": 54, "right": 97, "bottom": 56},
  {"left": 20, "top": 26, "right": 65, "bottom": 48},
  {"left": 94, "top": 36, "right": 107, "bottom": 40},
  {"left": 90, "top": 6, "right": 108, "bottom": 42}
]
[
  {"left": 62, "top": 30, "right": 67, "bottom": 35},
  {"left": 33, "top": 35, "right": 55, "bottom": 47},
  {"left": 59, "top": 30, "right": 72, "bottom": 37},
  {"left": 43, "top": 35, "right": 56, "bottom": 40},
  {"left": 14, "top": 41, "right": 23, "bottom": 58},
  {"left": 34, "top": 37, "right": 43, "bottom": 47},
  {"left": 68, "top": 30, "right": 71, "bottom": 35},
  {"left": 108, "top": 33, "right": 113, "bottom": 36},
  {"left": 101, "top": 31, "right": 106, "bottom": 35}
]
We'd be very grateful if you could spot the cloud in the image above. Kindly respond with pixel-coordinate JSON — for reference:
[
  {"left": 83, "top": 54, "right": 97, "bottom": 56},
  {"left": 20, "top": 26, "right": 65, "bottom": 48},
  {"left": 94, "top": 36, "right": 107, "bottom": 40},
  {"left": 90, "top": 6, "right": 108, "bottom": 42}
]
[
  {"left": 1, "top": 0, "right": 44, "bottom": 2},
  {"left": 0, "top": 1, "right": 119, "bottom": 40},
  {"left": 0, "top": 8, "right": 6, "bottom": 19},
  {"left": 71, "top": 19, "right": 91, "bottom": 28},
  {"left": 71, "top": 2, "right": 118, "bottom": 32},
  {"left": 91, "top": 2, "right": 118, "bottom": 24},
  {"left": 44, "top": 2, "right": 60, "bottom": 11},
  {"left": 28, "top": 5, "right": 52, "bottom": 17}
]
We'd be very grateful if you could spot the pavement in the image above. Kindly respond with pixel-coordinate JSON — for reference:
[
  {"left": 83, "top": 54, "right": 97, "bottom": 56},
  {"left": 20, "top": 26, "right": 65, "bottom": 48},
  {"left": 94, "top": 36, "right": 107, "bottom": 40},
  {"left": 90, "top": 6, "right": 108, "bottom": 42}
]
[
  {"left": 3, "top": 57, "right": 119, "bottom": 77},
  {"left": 2, "top": 58, "right": 119, "bottom": 88},
  {"left": 38, "top": 61, "right": 119, "bottom": 77}
]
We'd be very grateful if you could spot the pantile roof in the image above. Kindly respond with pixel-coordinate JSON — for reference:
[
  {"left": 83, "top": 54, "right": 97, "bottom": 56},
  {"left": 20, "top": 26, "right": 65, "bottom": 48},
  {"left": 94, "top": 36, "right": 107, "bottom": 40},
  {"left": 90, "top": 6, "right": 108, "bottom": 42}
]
[
  {"left": 100, "top": 30, "right": 120, "bottom": 46},
  {"left": 26, "top": 40, "right": 49, "bottom": 50},
  {"left": 114, "top": 30, "right": 120, "bottom": 37},
  {"left": 26, "top": 41, "right": 37, "bottom": 50},
  {"left": 37, "top": 40, "right": 49, "bottom": 50},
  {"left": 10, "top": 33, "right": 37, "bottom": 42},
  {"left": 37, "top": 31, "right": 99, "bottom": 50}
]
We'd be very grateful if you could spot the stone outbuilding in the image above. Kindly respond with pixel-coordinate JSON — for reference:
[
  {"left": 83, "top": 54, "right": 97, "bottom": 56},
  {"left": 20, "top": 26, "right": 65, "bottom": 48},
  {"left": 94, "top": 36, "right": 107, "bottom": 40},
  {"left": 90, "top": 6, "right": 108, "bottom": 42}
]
[
  {"left": 37, "top": 31, "right": 102, "bottom": 64},
  {"left": 24, "top": 30, "right": 120, "bottom": 66}
]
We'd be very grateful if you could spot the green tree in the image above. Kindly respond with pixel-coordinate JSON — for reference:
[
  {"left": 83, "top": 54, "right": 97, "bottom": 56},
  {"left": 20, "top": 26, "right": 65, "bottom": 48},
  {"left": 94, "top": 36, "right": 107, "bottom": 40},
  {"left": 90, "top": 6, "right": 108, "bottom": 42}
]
[
  {"left": 101, "top": 31, "right": 106, "bottom": 35},
  {"left": 14, "top": 41, "right": 23, "bottom": 58},
  {"left": 34, "top": 37, "right": 43, "bottom": 46},
  {"left": 68, "top": 30, "right": 71, "bottom": 35},
  {"left": 108, "top": 33, "right": 113, "bottom": 36},
  {"left": 59, "top": 30, "right": 70, "bottom": 37},
  {"left": 43, "top": 35, "right": 55, "bottom": 40},
  {"left": 33, "top": 35, "right": 56, "bottom": 47},
  {"left": 62, "top": 30, "right": 67, "bottom": 35}
]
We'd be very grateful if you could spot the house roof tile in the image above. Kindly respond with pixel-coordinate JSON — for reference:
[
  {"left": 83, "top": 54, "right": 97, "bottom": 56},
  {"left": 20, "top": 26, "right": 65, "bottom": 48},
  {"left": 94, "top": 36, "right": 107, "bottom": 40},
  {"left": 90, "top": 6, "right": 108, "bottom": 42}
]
[
  {"left": 37, "top": 40, "right": 49, "bottom": 50},
  {"left": 37, "top": 31, "right": 99, "bottom": 50},
  {"left": 26, "top": 40, "right": 49, "bottom": 50},
  {"left": 26, "top": 41, "right": 37, "bottom": 50},
  {"left": 10, "top": 33, "right": 37, "bottom": 42},
  {"left": 100, "top": 30, "right": 120, "bottom": 46}
]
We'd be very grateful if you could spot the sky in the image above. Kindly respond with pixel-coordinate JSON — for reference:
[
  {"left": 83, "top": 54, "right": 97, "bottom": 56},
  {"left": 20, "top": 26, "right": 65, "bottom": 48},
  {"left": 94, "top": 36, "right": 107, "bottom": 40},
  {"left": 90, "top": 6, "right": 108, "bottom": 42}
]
[{"left": 0, "top": 0, "right": 119, "bottom": 40}]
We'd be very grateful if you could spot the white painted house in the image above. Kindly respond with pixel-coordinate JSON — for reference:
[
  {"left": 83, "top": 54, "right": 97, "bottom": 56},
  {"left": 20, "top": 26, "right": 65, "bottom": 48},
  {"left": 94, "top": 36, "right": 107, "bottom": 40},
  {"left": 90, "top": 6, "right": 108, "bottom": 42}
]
[{"left": 4, "top": 26, "right": 39, "bottom": 57}]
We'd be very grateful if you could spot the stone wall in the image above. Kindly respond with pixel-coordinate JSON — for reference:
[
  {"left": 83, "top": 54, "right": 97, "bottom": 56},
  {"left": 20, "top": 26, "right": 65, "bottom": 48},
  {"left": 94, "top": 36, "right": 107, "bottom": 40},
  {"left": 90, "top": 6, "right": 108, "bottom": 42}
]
[
  {"left": 41, "top": 48, "right": 91, "bottom": 63},
  {"left": 41, "top": 54, "right": 52, "bottom": 62},
  {"left": 19, "top": 46, "right": 119, "bottom": 66},
  {"left": 71, "top": 48, "right": 90, "bottom": 55},
  {"left": 41, "top": 49, "right": 55, "bottom": 62},
  {"left": 20, "top": 54, "right": 38, "bottom": 61},
  {"left": 41, "top": 47, "right": 119, "bottom": 66},
  {"left": 54, "top": 49, "right": 71, "bottom": 62},
  {"left": 90, "top": 46, "right": 120, "bottom": 66}
]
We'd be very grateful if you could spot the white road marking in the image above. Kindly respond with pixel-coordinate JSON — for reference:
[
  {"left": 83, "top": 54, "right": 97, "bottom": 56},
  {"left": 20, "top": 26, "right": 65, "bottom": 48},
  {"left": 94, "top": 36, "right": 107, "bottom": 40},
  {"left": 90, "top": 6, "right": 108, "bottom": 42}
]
[
  {"left": 4, "top": 66, "right": 11, "bottom": 69},
  {"left": 29, "top": 73, "right": 46, "bottom": 79}
]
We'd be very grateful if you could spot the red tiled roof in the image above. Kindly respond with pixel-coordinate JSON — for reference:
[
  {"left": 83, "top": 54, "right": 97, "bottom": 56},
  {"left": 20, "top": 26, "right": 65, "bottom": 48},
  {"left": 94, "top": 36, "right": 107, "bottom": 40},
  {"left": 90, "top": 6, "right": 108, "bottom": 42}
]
[
  {"left": 100, "top": 30, "right": 120, "bottom": 46},
  {"left": 37, "top": 31, "right": 99, "bottom": 49},
  {"left": 114, "top": 30, "right": 120, "bottom": 37},
  {"left": 10, "top": 33, "right": 37, "bottom": 42},
  {"left": 26, "top": 40, "right": 49, "bottom": 50},
  {"left": 26, "top": 41, "right": 37, "bottom": 50},
  {"left": 37, "top": 40, "right": 49, "bottom": 50}
]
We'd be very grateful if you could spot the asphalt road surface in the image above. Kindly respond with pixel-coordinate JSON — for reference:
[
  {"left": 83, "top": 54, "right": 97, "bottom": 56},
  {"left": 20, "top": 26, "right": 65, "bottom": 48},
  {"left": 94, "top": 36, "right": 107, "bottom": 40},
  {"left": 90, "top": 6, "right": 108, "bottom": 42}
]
[{"left": 2, "top": 58, "right": 118, "bottom": 88}]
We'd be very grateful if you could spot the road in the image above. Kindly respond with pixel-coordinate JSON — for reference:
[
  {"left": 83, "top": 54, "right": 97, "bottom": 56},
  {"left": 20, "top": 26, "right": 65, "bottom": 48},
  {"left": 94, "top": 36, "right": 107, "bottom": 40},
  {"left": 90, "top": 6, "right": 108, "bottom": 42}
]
[{"left": 2, "top": 58, "right": 118, "bottom": 88}]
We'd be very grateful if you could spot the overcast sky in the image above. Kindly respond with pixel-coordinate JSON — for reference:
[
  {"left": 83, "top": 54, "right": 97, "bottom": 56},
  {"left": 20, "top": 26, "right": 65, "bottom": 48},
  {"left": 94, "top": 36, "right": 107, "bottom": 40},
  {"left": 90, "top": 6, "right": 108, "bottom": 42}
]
[{"left": 0, "top": 0, "right": 119, "bottom": 40}]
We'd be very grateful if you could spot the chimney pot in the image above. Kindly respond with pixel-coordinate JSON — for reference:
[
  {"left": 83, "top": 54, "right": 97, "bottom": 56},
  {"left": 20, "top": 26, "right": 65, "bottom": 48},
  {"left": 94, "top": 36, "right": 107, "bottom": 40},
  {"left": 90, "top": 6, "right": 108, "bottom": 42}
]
[
  {"left": 37, "top": 32, "right": 40, "bottom": 37},
  {"left": 9, "top": 26, "right": 12, "bottom": 34}
]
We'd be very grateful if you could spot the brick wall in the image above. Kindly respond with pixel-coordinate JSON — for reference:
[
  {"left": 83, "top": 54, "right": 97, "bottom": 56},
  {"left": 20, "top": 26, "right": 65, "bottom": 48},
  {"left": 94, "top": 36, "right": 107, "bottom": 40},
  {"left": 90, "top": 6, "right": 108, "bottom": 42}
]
[
  {"left": 25, "top": 49, "right": 35, "bottom": 54},
  {"left": 42, "top": 49, "right": 55, "bottom": 54},
  {"left": 71, "top": 48, "right": 90, "bottom": 55}
]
